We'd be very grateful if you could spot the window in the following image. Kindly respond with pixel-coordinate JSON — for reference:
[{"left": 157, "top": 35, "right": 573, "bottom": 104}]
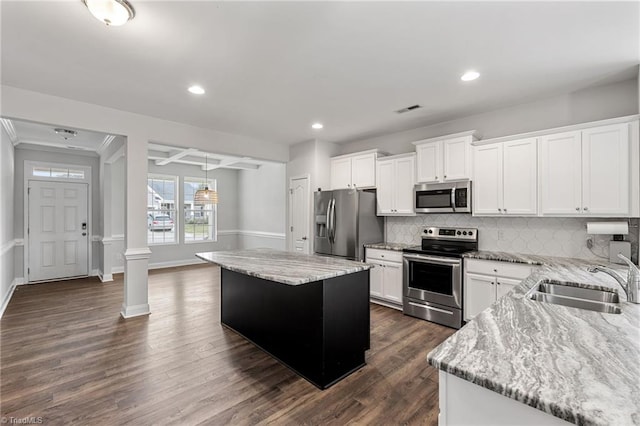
[
  {"left": 147, "top": 175, "right": 178, "bottom": 244},
  {"left": 32, "top": 166, "right": 85, "bottom": 179},
  {"left": 184, "top": 178, "right": 217, "bottom": 243}
]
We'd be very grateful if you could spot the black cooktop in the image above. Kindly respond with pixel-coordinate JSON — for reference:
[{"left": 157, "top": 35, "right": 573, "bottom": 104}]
[{"left": 402, "top": 226, "right": 478, "bottom": 258}]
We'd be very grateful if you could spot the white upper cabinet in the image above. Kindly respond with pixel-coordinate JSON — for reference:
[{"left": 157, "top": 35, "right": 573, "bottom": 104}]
[
  {"left": 376, "top": 153, "right": 416, "bottom": 216},
  {"left": 414, "top": 131, "right": 477, "bottom": 183},
  {"left": 473, "top": 144, "right": 502, "bottom": 215},
  {"left": 330, "top": 157, "right": 353, "bottom": 190},
  {"left": 582, "top": 124, "right": 629, "bottom": 215},
  {"left": 502, "top": 138, "right": 538, "bottom": 215},
  {"left": 329, "top": 150, "right": 381, "bottom": 190},
  {"left": 473, "top": 138, "right": 537, "bottom": 216},
  {"left": 415, "top": 142, "right": 441, "bottom": 183},
  {"left": 540, "top": 123, "right": 629, "bottom": 216}
]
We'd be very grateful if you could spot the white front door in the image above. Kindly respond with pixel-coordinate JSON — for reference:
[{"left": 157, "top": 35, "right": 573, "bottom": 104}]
[
  {"left": 28, "top": 180, "right": 89, "bottom": 282},
  {"left": 289, "top": 176, "right": 310, "bottom": 253}
]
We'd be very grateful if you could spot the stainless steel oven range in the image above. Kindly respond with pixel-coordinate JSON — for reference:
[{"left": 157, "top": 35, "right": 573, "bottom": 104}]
[{"left": 402, "top": 227, "right": 478, "bottom": 329}]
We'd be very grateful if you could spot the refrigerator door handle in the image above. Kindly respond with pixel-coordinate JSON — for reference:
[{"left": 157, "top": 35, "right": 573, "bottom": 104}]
[
  {"left": 330, "top": 198, "right": 336, "bottom": 243},
  {"left": 326, "top": 199, "right": 332, "bottom": 243}
]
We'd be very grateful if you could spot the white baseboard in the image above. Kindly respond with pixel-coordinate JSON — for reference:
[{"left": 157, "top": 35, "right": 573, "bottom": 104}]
[
  {"left": 99, "top": 272, "right": 114, "bottom": 282},
  {"left": 148, "top": 258, "right": 206, "bottom": 270},
  {"left": 120, "top": 303, "right": 150, "bottom": 318},
  {"left": 0, "top": 280, "right": 18, "bottom": 318}
]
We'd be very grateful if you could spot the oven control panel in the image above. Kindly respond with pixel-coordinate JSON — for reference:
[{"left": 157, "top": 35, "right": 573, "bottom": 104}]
[{"left": 423, "top": 227, "right": 478, "bottom": 241}]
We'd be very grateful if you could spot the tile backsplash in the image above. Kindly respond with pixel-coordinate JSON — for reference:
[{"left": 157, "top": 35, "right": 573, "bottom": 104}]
[{"left": 386, "top": 215, "right": 639, "bottom": 264}]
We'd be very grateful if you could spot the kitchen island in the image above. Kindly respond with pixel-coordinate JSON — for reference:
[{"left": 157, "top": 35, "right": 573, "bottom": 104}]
[
  {"left": 196, "top": 248, "right": 372, "bottom": 389},
  {"left": 428, "top": 254, "right": 640, "bottom": 426}
]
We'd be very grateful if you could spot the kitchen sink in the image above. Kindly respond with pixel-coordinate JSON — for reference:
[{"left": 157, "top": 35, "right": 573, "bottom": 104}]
[
  {"left": 527, "top": 280, "right": 621, "bottom": 314},
  {"left": 534, "top": 281, "right": 619, "bottom": 303}
]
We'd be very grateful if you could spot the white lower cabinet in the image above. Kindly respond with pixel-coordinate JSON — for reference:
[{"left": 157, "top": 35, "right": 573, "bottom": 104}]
[
  {"left": 366, "top": 248, "right": 403, "bottom": 309},
  {"left": 464, "top": 259, "right": 534, "bottom": 321}
]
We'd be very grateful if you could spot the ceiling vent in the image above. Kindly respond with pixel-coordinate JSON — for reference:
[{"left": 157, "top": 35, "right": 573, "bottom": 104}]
[
  {"left": 395, "top": 104, "right": 422, "bottom": 114},
  {"left": 54, "top": 128, "right": 78, "bottom": 140}
]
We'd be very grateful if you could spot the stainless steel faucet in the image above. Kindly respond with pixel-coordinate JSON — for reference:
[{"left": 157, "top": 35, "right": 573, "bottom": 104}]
[{"left": 587, "top": 254, "right": 640, "bottom": 304}]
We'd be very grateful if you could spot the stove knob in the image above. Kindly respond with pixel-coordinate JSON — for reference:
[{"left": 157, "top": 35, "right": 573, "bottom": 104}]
[
  {"left": 463, "top": 231, "right": 468, "bottom": 236},
  {"left": 456, "top": 231, "right": 461, "bottom": 235},
  {"left": 428, "top": 229, "right": 433, "bottom": 234},
  {"left": 468, "top": 231, "right": 473, "bottom": 236}
]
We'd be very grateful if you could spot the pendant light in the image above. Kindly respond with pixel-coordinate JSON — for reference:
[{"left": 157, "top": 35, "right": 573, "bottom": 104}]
[
  {"left": 83, "top": 0, "right": 135, "bottom": 26},
  {"left": 194, "top": 154, "right": 218, "bottom": 205}
]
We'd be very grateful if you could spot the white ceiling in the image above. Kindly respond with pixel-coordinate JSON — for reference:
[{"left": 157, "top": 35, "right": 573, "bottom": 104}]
[
  {"left": 1, "top": 1, "right": 638, "bottom": 146},
  {"left": 0, "top": 118, "right": 115, "bottom": 153},
  {"left": 1, "top": 117, "right": 269, "bottom": 170}
]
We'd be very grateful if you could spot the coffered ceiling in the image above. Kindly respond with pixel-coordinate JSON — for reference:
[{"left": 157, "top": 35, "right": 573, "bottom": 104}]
[{"left": 1, "top": 1, "right": 638, "bottom": 146}]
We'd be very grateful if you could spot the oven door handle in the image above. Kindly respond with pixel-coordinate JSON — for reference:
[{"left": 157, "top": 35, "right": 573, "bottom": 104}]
[{"left": 403, "top": 254, "right": 461, "bottom": 265}]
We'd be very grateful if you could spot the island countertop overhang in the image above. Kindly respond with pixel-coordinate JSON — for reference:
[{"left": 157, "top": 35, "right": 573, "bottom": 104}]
[{"left": 196, "top": 248, "right": 372, "bottom": 285}]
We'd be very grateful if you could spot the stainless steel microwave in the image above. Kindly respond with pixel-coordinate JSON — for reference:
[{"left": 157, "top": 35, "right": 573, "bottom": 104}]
[{"left": 414, "top": 182, "right": 472, "bottom": 213}]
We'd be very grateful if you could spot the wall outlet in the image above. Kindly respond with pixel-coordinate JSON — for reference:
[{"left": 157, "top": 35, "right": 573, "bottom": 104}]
[{"left": 497, "top": 230, "right": 505, "bottom": 240}]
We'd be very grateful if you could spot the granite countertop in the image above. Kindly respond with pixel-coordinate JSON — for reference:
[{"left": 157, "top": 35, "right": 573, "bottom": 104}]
[
  {"left": 427, "top": 256, "right": 640, "bottom": 425},
  {"left": 463, "top": 250, "right": 550, "bottom": 265},
  {"left": 364, "top": 242, "right": 414, "bottom": 251},
  {"left": 196, "top": 248, "right": 372, "bottom": 286}
]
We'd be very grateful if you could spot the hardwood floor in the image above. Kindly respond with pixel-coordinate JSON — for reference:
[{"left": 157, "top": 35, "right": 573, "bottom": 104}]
[{"left": 1, "top": 265, "right": 455, "bottom": 425}]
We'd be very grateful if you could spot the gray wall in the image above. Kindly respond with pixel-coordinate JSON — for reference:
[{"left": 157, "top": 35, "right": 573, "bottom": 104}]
[
  {"left": 1, "top": 125, "right": 15, "bottom": 311},
  {"left": 339, "top": 78, "right": 639, "bottom": 155},
  {"left": 142, "top": 160, "right": 240, "bottom": 266},
  {"left": 13, "top": 145, "right": 101, "bottom": 279},
  {"left": 237, "top": 163, "right": 287, "bottom": 250},
  {"left": 286, "top": 139, "right": 340, "bottom": 251}
]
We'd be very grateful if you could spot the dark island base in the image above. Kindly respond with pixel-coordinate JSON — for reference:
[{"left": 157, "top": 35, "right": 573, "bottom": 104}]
[{"left": 221, "top": 269, "right": 370, "bottom": 389}]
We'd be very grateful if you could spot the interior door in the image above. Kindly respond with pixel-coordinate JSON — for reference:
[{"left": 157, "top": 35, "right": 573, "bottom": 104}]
[
  {"left": 290, "top": 176, "right": 310, "bottom": 253},
  {"left": 28, "top": 180, "right": 89, "bottom": 282}
]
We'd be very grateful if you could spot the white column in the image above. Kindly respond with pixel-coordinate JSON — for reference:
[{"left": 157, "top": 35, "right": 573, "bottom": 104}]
[
  {"left": 100, "top": 161, "right": 114, "bottom": 282},
  {"left": 122, "top": 134, "right": 151, "bottom": 318}
]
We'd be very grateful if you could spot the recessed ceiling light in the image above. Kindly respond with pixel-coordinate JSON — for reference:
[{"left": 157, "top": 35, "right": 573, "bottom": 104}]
[
  {"left": 311, "top": 123, "right": 323, "bottom": 130},
  {"left": 461, "top": 71, "right": 480, "bottom": 82},
  {"left": 83, "top": 0, "right": 135, "bottom": 26},
  {"left": 188, "top": 85, "right": 205, "bottom": 95}
]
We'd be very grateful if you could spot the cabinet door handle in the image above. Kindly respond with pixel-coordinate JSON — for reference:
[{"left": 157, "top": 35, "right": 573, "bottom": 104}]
[
  {"left": 583, "top": 207, "right": 588, "bottom": 211},
  {"left": 493, "top": 269, "right": 497, "bottom": 272},
  {"left": 444, "top": 175, "right": 447, "bottom": 179},
  {"left": 497, "top": 282, "right": 501, "bottom": 285},
  {"left": 435, "top": 176, "right": 438, "bottom": 180},
  {"left": 503, "top": 208, "right": 507, "bottom": 213},
  {"left": 491, "top": 282, "right": 494, "bottom": 285},
  {"left": 576, "top": 207, "right": 580, "bottom": 211},
  {"left": 498, "top": 208, "right": 502, "bottom": 212}
]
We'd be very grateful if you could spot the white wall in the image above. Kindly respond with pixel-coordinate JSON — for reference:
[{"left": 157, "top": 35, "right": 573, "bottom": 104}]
[
  {"left": 1, "top": 125, "right": 16, "bottom": 316},
  {"left": 339, "top": 78, "right": 639, "bottom": 156},
  {"left": 113, "top": 160, "right": 241, "bottom": 269},
  {"left": 13, "top": 145, "right": 101, "bottom": 280},
  {"left": 286, "top": 139, "right": 340, "bottom": 252},
  {"left": 237, "top": 163, "right": 287, "bottom": 250}
]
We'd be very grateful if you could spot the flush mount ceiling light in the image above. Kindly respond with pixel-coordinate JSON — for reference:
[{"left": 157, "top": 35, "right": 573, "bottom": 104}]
[
  {"left": 82, "top": 0, "right": 135, "bottom": 26},
  {"left": 311, "top": 123, "right": 324, "bottom": 130},
  {"left": 194, "top": 154, "right": 218, "bottom": 205},
  {"left": 54, "top": 128, "right": 78, "bottom": 140},
  {"left": 188, "top": 85, "right": 206, "bottom": 95},
  {"left": 461, "top": 70, "right": 480, "bottom": 82}
]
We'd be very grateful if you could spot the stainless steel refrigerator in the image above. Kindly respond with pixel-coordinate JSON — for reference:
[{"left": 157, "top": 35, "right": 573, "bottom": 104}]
[{"left": 314, "top": 189, "right": 384, "bottom": 261}]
